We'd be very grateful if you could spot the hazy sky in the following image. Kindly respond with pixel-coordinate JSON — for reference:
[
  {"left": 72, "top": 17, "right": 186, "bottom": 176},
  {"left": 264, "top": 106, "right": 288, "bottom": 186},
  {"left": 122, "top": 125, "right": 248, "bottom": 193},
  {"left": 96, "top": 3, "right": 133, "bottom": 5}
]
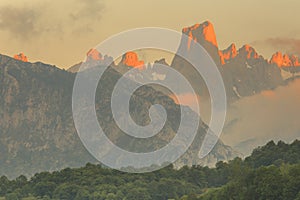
[{"left": 0, "top": 0, "right": 300, "bottom": 68}]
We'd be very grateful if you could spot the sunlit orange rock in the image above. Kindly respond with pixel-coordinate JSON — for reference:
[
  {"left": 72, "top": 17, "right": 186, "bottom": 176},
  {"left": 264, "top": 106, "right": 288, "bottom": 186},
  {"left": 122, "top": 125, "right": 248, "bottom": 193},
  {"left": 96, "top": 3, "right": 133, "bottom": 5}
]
[
  {"left": 270, "top": 52, "right": 287, "bottom": 67},
  {"left": 182, "top": 21, "right": 218, "bottom": 50},
  {"left": 13, "top": 53, "right": 28, "bottom": 62},
  {"left": 201, "top": 21, "right": 218, "bottom": 47},
  {"left": 121, "top": 52, "right": 145, "bottom": 70},
  {"left": 270, "top": 52, "right": 300, "bottom": 67},
  {"left": 291, "top": 55, "right": 300, "bottom": 66},
  {"left": 86, "top": 48, "right": 103, "bottom": 61},
  {"left": 282, "top": 54, "right": 292, "bottom": 66},
  {"left": 219, "top": 51, "right": 225, "bottom": 65},
  {"left": 238, "top": 44, "right": 260, "bottom": 59},
  {"left": 219, "top": 43, "right": 238, "bottom": 64}
]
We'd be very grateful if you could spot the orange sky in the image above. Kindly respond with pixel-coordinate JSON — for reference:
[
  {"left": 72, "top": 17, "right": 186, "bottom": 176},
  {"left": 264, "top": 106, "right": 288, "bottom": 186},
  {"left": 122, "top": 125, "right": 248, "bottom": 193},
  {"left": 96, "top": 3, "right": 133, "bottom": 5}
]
[{"left": 0, "top": 0, "right": 299, "bottom": 68}]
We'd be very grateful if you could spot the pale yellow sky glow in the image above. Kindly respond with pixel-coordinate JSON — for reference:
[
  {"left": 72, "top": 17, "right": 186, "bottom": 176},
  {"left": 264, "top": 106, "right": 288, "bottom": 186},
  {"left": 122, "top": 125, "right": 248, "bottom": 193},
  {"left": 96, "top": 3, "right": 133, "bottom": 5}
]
[{"left": 0, "top": 0, "right": 299, "bottom": 68}]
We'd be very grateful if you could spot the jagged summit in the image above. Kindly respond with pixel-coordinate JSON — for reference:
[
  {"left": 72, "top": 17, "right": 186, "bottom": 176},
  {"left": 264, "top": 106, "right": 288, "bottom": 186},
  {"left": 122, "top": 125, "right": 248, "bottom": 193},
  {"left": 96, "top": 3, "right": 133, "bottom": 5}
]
[
  {"left": 291, "top": 55, "right": 300, "bottom": 66},
  {"left": 86, "top": 48, "right": 103, "bottom": 61},
  {"left": 219, "top": 43, "right": 238, "bottom": 64},
  {"left": 270, "top": 52, "right": 300, "bottom": 67},
  {"left": 67, "top": 49, "right": 114, "bottom": 73},
  {"left": 13, "top": 53, "right": 28, "bottom": 62},
  {"left": 182, "top": 21, "right": 218, "bottom": 50},
  {"left": 180, "top": 21, "right": 264, "bottom": 65},
  {"left": 238, "top": 44, "right": 260, "bottom": 60},
  {"left": 85, "top": 48, "right": 114, "bottom": 68},
  {"left": 218, "top": 44, "right": 261, "bottom": 64},
  {"left": 120, "top": 52, "right": 145, "bottom": 70}
]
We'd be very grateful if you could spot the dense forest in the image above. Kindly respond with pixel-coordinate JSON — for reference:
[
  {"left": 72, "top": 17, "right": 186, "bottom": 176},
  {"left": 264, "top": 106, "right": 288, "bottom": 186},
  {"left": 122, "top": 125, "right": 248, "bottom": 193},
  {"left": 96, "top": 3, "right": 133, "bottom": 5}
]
[{"left": 0, "top": 140, "right": 300, "bottom": 200}]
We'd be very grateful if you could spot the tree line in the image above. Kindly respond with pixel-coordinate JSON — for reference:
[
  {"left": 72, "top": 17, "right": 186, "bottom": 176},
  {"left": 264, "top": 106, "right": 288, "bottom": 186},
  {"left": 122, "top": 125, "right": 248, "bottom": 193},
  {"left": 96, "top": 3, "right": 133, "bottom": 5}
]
[{"left": 0, "top": 140, "right": 300, "bottom": 200}]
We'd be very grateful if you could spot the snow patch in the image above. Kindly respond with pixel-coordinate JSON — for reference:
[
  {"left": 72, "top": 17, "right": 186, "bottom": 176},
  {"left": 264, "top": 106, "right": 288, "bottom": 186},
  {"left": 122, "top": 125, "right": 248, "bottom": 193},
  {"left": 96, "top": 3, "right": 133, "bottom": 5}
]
[
  {"left": 233, "top": 86, "right": 242, "bottom": 98},
  {"left": 281, "top": 69, "right": 300, "bottom": 80},
  {"left": 246, "top": 62, "right": 253, "bottom": 69},
  {"left": 152, "top": 72, "right": 166, "bottom": 81}
]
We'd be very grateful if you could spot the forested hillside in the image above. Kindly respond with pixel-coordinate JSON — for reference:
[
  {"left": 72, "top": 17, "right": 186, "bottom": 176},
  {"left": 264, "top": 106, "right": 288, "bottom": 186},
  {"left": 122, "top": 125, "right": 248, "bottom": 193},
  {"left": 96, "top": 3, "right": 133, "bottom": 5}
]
[{"left": 1, "top": 140, "right": 299, "bottom": 200}]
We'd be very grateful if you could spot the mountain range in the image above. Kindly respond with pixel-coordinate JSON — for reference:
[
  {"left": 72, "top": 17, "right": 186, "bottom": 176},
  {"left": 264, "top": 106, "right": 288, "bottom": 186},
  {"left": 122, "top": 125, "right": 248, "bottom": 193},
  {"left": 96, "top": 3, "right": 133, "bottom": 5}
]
[
  {"left": 0, "top": 52, "right": 239, "bottom": 178},
  {"left": 1, "top": 20, "right": 299, "bottom": 178},
  {"left": 67, "top": 21, "right": 299, "bottom": 102}
]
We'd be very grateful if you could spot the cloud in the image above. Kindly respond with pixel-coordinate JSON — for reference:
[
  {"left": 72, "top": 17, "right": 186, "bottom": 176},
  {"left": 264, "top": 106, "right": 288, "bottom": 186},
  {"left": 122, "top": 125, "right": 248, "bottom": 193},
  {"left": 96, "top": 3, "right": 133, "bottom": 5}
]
[
  {"left": 0, "top": 0, "right": 106, "bottom": 40},
  {"left": 0, "top": 5, "right": 41, "bottom": 39},
  {"left": 222, "top": 79, "right": 300, "bottom": 155},
  {"left": 70, "top": 0, "right": 105, "bottom": 21},
  {"left": 253, "top": 37, "right": 300, "bottom": 55},
  {"left": 69, "top": 0, "right": 106, "bottom": 35}
]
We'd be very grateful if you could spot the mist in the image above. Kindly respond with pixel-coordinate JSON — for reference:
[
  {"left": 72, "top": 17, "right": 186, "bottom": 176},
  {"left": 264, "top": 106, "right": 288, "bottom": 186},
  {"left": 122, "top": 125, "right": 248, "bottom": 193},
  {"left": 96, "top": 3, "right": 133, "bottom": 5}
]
[
  {"left": 253, "top": 37, "right": 300, "bottom": 56},
  {"left": 171, "top": 79, "right": 300, "bottom": 155},
  {"left": 221, "top": 79, "right": 300, "bottom": 155}
]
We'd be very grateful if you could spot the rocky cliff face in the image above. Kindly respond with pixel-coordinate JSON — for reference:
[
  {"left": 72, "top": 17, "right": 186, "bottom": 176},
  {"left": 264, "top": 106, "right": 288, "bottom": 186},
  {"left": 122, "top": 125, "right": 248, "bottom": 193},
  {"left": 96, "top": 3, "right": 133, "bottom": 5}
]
[
  {"left": 179, "top": 21, "right": 222, "bottom": 66},
  {"left": 182, "top": 21, "right": 218, "bottom": 49},
  {"left": 0, "top": 54, "right": 95, "bottom": 178},
  {"left": 221, "top": 46, "right": 283, "bottom": 101},
  {"left": 169, "top": 21, "right": 223, "bottom": 98},
  {"left": 0, "top": 54, "right": 238, "bottom": 178},
  {"left": 170, "top": 21, "right": 284, "bottom": 102}
]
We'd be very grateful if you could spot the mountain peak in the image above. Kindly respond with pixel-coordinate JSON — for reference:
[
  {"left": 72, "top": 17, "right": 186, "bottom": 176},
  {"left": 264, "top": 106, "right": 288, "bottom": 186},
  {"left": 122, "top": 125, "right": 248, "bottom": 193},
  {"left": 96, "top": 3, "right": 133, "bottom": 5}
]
[
  {"left": 238, "top": 44, "right": 260, "bottom": 59},
  {"left": 219, "top": 43, "right": 238, "bottom": 64},
  {"left": 182, "top": 21, "right": 218, "bottom": 50},
  {"left": 121, "top": 52, "right": 145, "bottom": 70},
  {"left": 13, "top": 53, "right": 28, "bottom": 62},
  {"left": 270, "top": 52, "right": 300, "bottom": 67},
  {"left": 86, "top": 48, "right": 103, "bottom": 61},
  {"left": 291, "top": 55, "right": 300, "bottom": 66}
]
